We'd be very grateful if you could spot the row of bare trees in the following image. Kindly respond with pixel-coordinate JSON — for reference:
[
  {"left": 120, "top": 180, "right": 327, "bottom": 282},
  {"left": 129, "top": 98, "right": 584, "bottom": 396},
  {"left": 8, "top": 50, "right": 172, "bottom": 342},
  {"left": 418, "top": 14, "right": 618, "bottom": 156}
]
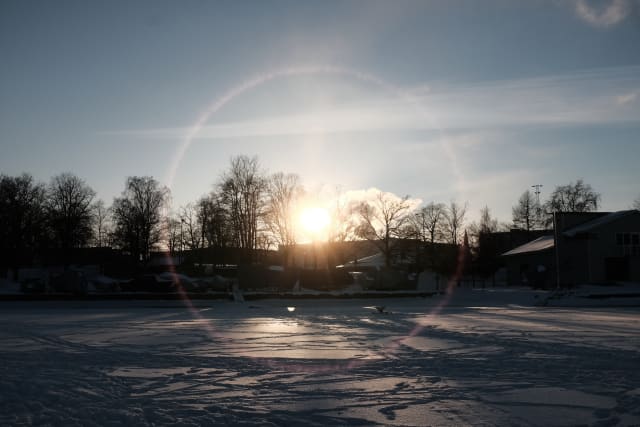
[
  {"left": 163, "top": 156, "right": 305, "bottom": 262},
  {"left": 0, "top": 173, "right": 96, "bottom": 270},
  {"left": 0, "top": 173, "right": 171, "bottom": 272},
  {"left": 2, "top": 153, "right": 630, "bottom": 274},
  {"left": 0, "top": 156, "right": 476, "bottom": 271},
  {"left": 353, "top": 195, "right": 472, "bottom": 268}
]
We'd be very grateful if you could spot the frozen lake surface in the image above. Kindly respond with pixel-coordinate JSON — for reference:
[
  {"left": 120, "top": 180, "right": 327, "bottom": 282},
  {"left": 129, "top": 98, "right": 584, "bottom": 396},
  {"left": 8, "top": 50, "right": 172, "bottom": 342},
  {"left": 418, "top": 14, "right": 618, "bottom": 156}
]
[{"left": 1, "top": 289, "right": 639, "bottom": 426}]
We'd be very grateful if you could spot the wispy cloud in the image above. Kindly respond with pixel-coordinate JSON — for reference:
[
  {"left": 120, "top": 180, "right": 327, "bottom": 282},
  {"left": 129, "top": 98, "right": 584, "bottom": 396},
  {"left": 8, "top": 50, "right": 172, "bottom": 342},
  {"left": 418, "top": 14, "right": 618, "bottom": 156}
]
[
  {"left": 423, "top": 66, "right": 640, "bottom": 128},
  {"left": 616, "top": 90, "right": 639, "bottom": 105},
  {"left": 575, "top": 0, "right": 632, "bottom": 28},
  {"left": 105, "top": 66, "right": 640, "bottom": 141}
]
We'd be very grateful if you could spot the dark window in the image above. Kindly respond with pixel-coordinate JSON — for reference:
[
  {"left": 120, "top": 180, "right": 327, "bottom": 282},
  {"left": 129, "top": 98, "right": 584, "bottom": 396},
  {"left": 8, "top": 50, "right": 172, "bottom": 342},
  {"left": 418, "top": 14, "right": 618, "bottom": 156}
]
[
  {"left": 616, "top": 233, "right": 623, "bottom": 245},
  {"left": 624, "top": 234, "right": 631, "bottom": 245},
  {"left": 632, "top": 234, "right": 639, "bottom": 245}
]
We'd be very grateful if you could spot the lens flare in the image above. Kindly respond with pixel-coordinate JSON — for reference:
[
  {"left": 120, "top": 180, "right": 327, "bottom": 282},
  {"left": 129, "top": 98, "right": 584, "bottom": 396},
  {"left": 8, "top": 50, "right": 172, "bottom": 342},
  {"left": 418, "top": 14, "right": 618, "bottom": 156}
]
[
  {"left": 165, "top": 65, "right": 462, "bottom": 193},
  {"left": 164, "top": 64, "right": 467, "bottom": 374}
]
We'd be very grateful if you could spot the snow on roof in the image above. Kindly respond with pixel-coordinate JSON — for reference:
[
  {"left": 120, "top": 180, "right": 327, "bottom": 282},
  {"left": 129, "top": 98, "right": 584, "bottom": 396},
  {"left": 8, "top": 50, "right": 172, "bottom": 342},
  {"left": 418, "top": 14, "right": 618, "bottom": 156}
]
[
  {"left": 502, "top": 235, "right": 554, "bottom": 257},
  {"left": 563, "top": 210, "right": 639, "bottom": 237},
  {"left": 337, "top": 252, "right": 385, "bottom": 269}
]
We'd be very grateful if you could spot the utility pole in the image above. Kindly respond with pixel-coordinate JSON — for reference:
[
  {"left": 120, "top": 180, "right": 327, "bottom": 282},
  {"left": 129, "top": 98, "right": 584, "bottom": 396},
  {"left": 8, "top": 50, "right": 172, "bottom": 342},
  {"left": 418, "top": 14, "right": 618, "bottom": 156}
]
[
  {"left": 553, "top": 211, "right": 561, "bottom": 290},
  {"left": 180, "top": 218, "right": 185, "bottom": 266}
]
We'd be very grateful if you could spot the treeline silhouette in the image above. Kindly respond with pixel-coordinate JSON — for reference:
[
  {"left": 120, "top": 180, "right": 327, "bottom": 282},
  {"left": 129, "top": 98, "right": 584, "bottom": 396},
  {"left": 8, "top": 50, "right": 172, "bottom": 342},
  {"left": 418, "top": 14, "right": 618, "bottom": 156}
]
[{"left": 1, "top": 154, "right": 614, "bottom": 282}]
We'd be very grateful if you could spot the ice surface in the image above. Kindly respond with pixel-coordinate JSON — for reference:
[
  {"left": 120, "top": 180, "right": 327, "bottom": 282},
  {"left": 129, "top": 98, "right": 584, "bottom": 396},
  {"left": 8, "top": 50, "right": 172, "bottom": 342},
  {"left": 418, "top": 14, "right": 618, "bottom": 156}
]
[{"left": 1, "top": 290, "right": 639, "bottom": 426}]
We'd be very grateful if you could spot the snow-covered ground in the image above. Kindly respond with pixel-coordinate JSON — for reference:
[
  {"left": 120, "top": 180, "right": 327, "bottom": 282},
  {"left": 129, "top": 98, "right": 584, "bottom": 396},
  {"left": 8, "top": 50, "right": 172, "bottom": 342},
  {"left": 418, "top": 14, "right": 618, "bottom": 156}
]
[{"left": 1, "top": 289, "right": 639, "bottom": 426}]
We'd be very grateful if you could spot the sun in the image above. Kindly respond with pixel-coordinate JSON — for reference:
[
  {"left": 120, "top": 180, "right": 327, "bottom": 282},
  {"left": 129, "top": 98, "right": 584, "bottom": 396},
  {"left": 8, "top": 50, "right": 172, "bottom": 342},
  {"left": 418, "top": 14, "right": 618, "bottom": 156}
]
[{"left": 299, "top": 207, "right": 330, "bottom": 237}]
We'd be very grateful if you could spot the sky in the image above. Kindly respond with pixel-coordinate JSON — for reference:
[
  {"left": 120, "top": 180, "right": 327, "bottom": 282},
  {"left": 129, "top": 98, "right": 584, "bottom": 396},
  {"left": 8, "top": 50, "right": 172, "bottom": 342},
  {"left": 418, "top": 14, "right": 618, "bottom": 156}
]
[{"left": 1, "top": 0, "right": 639, "bottom": 224}]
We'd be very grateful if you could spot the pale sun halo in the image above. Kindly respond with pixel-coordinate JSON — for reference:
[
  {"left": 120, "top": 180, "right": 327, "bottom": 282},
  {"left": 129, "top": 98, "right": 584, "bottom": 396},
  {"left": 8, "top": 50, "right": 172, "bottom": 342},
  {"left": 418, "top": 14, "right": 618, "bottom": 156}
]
[{"left": 299, "top": 207, "right": 330, "bottom": 236}]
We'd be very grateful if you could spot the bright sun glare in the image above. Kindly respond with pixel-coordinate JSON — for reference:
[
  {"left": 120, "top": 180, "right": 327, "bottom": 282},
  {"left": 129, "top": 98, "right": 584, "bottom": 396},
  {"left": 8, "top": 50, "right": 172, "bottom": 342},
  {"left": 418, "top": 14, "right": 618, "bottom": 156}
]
[{"left": 299, "top": 207, "right": 330, "bottom": 237}]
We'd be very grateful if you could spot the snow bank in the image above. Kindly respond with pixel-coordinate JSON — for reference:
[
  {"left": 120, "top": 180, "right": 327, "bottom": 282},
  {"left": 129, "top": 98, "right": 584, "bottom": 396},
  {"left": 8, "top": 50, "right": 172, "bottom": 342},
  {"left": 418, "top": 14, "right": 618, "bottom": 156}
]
[
  {"left": 0, "top": 278, "right": 21, "bottom": 295},
  {"left": 543, "top": 283, "right": 640, "bottom": 307}
]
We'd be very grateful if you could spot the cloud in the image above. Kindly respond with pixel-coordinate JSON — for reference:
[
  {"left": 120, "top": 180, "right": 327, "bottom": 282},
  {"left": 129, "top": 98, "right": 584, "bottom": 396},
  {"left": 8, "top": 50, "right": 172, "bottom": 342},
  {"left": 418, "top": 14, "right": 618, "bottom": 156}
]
[
  {"left": 106, "top": 65, "right": 640, "bottom": 141},
  {"left": 575, "top": 0, "right": 632, "bottom": 28},
  {"left": 616, "top": 90, "right": 639, "bottom": 105},
  {"left": 341, "top": 187, "right": 422, "bottom": 210}
]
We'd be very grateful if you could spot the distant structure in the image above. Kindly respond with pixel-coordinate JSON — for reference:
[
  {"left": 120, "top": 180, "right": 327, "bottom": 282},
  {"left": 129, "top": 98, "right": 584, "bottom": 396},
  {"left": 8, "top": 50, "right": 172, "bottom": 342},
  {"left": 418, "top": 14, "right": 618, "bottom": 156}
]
[
  {"left": 503, "top": 210, "right": 640, "bottom": 288},
  {"left": 531, "top": 184, "right": 543, "bottom": 205}
]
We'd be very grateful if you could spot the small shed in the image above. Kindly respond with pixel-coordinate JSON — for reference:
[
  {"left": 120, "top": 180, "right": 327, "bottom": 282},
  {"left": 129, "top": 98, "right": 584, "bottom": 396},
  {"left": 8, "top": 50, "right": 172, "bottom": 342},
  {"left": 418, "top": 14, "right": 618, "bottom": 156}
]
[{"left": 502, "top": 235, "right": 555, "bottom": 288}]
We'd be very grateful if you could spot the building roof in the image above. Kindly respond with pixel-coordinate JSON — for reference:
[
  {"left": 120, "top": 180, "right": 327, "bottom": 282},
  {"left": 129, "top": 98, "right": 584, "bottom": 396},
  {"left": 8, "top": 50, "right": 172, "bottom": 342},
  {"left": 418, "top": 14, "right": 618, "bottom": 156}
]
[
  {"left": 563, "top": 210, "right": 639, "bottom": 237},
  {"left": 501, "top": 210, "right": 640, "bottom": 258},
  {"left": 502, "top": 235, "right": 555, "bottom": 257}
]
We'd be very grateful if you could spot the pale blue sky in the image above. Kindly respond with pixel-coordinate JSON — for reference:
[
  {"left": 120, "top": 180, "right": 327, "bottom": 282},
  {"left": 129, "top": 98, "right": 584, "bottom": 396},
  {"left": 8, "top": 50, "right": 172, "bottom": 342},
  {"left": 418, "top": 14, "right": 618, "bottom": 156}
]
[{"left": 1, "top": 0, "right": 639, "bottom": 223}]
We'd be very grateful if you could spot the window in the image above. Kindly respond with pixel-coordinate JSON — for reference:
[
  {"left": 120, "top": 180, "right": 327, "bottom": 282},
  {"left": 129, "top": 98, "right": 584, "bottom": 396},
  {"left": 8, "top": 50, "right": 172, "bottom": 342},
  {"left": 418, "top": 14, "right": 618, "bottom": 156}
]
[{"left": 616, "top": 232, "right": 640, "bottom": 256}]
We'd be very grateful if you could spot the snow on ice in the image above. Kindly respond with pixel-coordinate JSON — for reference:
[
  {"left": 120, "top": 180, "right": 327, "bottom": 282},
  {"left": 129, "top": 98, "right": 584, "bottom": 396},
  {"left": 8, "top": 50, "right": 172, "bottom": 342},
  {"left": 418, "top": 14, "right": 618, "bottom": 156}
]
[{"left": 1, "top": 289, "right": 639, "bottom": 426}]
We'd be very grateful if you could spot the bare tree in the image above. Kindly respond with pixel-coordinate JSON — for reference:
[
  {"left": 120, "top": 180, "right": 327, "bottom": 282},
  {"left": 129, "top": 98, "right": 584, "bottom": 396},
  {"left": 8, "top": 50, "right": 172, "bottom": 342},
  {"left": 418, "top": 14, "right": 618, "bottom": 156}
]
[
  {"left": 326, "top": 190, "right": 358, "bottom": 245},
  {"left": 320, "top": 188, "right": 359, "bottom": 270},
  {"left": 633, "top": 194, "right": 640, "bottom": 211},
  {"left": 219, "top": 155, "right": 267, "bottom": 260},
  {"left": 180, "top": 203, "right": 202, "bottom": 250},
  {"left": 0, "top": 174, "right": 47, "bottom": 276},
  {"left": 512, "top": 190, "right": 543, "bottom": 232},
  {"left": 355, "top": 190, "right": 414, "bottom": 268},
  {"left": 543, "top": 179, "right": 601, "bottom": 227},
  {"left": 467, "top": 206, "right": 504, "bottom": 277},
  {"left": 92, "top": 200, "right": 112, "bottom": 247},
  {"left": 264, "top": 172, "right": 304, "bottom": 248},
  {"left": 478, "top": 206, "right": 499, "bottom": 234},
  {"left": 46, "top": 173, "right": 96, "bottom": 254},
  {"left": 444, "top": 201, "right": 467, "bottom": 245},
  {"left": 112, "top": 176, "right": 170, "bottom": 263},
  {"left": 467, "top": 205, "right": 500, "bottom": 257},
  {"left": 545, "top": 179, "right": 600, "bottom": 213},
  {"left": 196, "top": 196, "right": 213, "bottom": 248},
  {"left": 256, "top": 233, "right": 276, "bottom": 251},
  {"left": 405, "top": 202, "right": 446, "bottom": 270},
  {"left": 468, "top": 205, "right": 499, "bottom": 246},
  {"left": 165, "top": 215, "right": 181, "bottom": 255},
  {"left": 197, "top": 192, "right": 232, "bottom": 249},
  {"left": 408, "top": 202, "right": 446, "bottom": 244}
]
